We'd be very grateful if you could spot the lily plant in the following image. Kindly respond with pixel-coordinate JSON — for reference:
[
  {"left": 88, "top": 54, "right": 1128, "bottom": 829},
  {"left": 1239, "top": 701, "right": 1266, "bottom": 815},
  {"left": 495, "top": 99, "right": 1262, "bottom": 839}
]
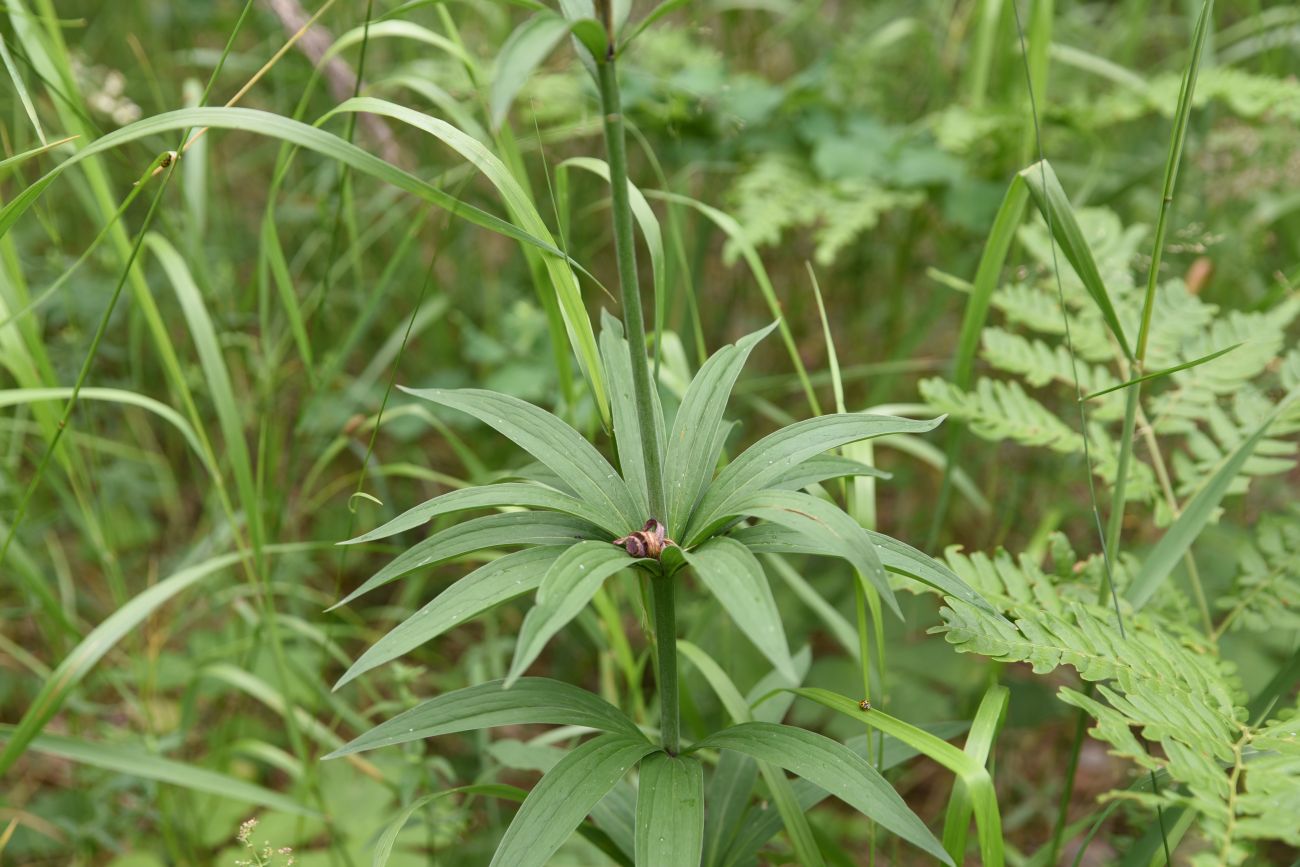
[{"left": 324, "top": 8, "right": 1000, "bottom": 866}]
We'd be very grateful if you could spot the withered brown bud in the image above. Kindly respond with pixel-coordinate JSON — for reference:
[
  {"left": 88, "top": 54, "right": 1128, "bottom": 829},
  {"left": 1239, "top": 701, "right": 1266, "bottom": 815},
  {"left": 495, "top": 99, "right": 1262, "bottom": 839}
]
[{"left": 613, "top": 518, "right": 676, "bottom": 559}]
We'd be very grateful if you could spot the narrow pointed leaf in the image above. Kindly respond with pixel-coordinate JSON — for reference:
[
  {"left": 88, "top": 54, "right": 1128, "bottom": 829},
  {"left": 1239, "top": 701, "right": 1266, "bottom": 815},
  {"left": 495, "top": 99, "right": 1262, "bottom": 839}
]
[
  {"left": 683, "top": 538, "right": 796, "bottom": 682},
  {"left": 600, "top": 311, "right": 666, "bottom": 517},
  {"left": 489, "top": 734, "right": 659, "bottom": 867},
  {"left": 1127, "top": 389, "right": 1298, "bottom": 610},
  {"left": 491, "top": 13, "right": 574, "bottom": 129},
  {"left": 400, "top": 387, "right": 641, "bottom": 532},
  {"left": 1082, "top": 343, "right": 1242, "bottom": 400},
  {"left": 727, "top": 490, "right": 901, "bottom": 619},
  {"left": 1019, "top": 160, "right": 1133, "bottom": 360},
  {"left": 636, "top": 752, "right": 704, "bottom": 867},
  {"left": 770, "top": 454, "right": 889, "bottom": 492},
  {"left": 336, "top": 547, "right": 566, "bottom": 689},
  {"left": 344, "top": 482, "right": 620, "bottom": 545},
  {"left": 507, "top": 542, "right": 641, "bottom": 685},
  {"left": 334, "top": 512, "right": 601, "bottom": 609},
  {"left": 688, "top": 414, "right": 943, "bottom": 543},
  {"left": 374, "top": 785, "right": 528, "bottom": 867},
  {"left": 664, "top": 323, "right": 776, "bottom": 533},
  {"left": 693, "top": 722, "right": 952, "bottom": 865},
  {"left": 735, "top": 523, "right": 1006, "bottom": 621},
  {"left": 326, "top": 678, "right": 643, "bottom": 758}
]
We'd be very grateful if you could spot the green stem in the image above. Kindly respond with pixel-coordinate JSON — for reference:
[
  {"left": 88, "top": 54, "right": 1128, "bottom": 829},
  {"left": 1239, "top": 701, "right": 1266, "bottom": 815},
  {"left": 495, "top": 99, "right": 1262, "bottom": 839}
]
[
  {"left": 650, "top": 570, "right": 680, "bottom": 754},
  {"left": 596, "top": 55, "right": 665, "bottom": 519},
  {"left": 596, "top": 33, "right": 677, "bottom": 753}
]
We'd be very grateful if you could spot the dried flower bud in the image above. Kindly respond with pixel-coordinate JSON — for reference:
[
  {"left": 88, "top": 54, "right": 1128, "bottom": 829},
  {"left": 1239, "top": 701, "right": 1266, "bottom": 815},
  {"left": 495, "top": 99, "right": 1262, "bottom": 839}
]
[{"left": 613, "top": 519, "right": 676, "bottom": 559}]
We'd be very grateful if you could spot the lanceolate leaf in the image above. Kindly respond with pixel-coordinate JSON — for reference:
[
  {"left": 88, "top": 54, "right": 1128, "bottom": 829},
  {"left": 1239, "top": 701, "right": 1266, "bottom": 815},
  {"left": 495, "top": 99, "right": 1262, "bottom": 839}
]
[
  {"left": 600, "top": 311, "right": 666, "bottom": 517},
  {"left": 3, "top": 728, "right": 319, "bottom": 818},
  {"left": 326, "top": 678, "right": 643, "bottom": 758},
  {"left": 664, "top": 323, "right": 777, "bottom": 534},
  {"left": 343, "top": 482, "right": 620, "bottom": 545},
  {"left": 770, "top": 454, "right": 889, "bottom": 492},
  {"left": 491, "top": 13, "right": 575, "bottom": 130},
  {"left": 1018, "top": 160, "right": 1134, "bottom": 360},
  {"left": 734, "top": 523, "right": 1006, "bottom": 620},
  {"left": 635, "top": 752, "right": 704, "bottom": 867},
  {"left": 683, "top": 538, "right": 796, "bottom": 682},
  {"left": 333, "top": 512, "right": 600, "bottom": 609},
  {"left": 0, "top": 545, "right": 314, "bottom": 777},
  {"left": 1127, "top": 388, "right": 1299, "bottom": 610},
  {"left": 400, "top": 387, "right": 642, "bottom": 532},
  {"left": 687, "top": 413, "right": 943, "bottom": 543},
  {"left": 335, "top": 547, "right": 567, "bottom": 689},
  {"left": 693, "top": 722, "right": 953, "bottom": 865},
  {"left": 727, "top": 490, "right": 900, "bottom": 619},
  {"left": 507, "top": 542, "right": 642, "bottom": 685},
  {"left": 490, "top": 734, "right": 660, "bottom": 867}
]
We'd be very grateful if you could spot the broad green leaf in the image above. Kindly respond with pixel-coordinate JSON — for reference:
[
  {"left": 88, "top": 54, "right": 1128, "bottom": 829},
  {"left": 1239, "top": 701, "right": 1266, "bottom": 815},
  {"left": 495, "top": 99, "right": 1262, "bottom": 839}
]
[
  {"left": 683, "top": 538, "right": 795, "bottom": 682},
  {"left": 736, "top": 523, "right": 1007, "bottom": 621},
  {"left": 942, "top": 685, "right": 1009, "bottom": 866},
  {"left": 373, "top": 784, "right": 528, "bottom": 867},
  {"left": 336, "top": 547, "right": 566, "bottom": 689},
  {"left": 1127, "top": 388, "right": 1299, "bottom": 610},
  {"left": 334, "top": 512, "right": 602, "bottom": 609},
  {"left": 400, "top": 387, "right": 641, "bottom": 532},
  {"left": 676, "top": 642, "right": 823, "bottom": 867},
  {"left": 327, "top": 678, "right": 643, "bottom": 758},
  {"left": 3, "top": 727, "right": 318, "bottom": 818},
  {"left": 727, "top": 490, "right": 900, "bottom": 619},
  {"left": 599, "top": 311, "right": 666, "bottom": 517},
  {"left": 490, "top": 734, "right": 660, "bottom": 867},
  {"left": 343, "top": 482, "right": 620, "bottom": 545},
  {"left": 0, "top": 544, "right": 313, "bottom": 777},
  {"left": 703, "top": 750, "right": 759, "bottom": 867},
  {"left": 693, "top": 722, "right": 952, "bottom": 865},
  {"left": 770, "top": 454, "right": 888, "bottom": 492},
  {"left": 687, "top": 413, "right": 943, "bottom": 543},
  {"left": 491, "top": 13, "right": 574, "bottom": 129},
  {"left": 1019, "top": 160, "right": 1133, "bottom": 360},
  {"left": 507, "top": 541, "right": 641, "bottom": 685},
  {"left": 785, "top": 687, "right": 1003, "bottom": 866},
  {"left": 636, "top": 752, "right": 704, "bottom": 867},
  {"left": 664, "top": 324, "right": 776, "bottom": 534}
]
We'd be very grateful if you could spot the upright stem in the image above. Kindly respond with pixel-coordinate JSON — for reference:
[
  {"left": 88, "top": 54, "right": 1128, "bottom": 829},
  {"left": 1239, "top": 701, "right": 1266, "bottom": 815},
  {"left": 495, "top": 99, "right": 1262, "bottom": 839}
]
[
  {"left": 596, "top": 56, "right": 665, "bottom": 518},
  {"left": 651, "top": 571, "right": 680, "bottom": 753},
  {"left": 596, "top": 39, "right": 678, "bottom": 753}
]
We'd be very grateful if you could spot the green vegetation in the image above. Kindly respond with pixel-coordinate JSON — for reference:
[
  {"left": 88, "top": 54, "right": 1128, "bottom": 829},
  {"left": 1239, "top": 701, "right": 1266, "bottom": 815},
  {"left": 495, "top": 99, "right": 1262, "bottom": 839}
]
[{"left": 2, "top": 1, "right": 1298, "bottom": 865}]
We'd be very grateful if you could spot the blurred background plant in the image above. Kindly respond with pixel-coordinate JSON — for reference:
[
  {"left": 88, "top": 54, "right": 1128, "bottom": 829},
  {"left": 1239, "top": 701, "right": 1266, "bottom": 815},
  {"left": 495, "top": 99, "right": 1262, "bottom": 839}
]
[{"left": 1, "top": 0, "right": 1298, "bottom": 864}]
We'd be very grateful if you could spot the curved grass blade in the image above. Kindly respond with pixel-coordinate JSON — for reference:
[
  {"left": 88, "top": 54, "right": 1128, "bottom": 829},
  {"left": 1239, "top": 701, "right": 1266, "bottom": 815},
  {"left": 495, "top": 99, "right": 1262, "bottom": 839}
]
[
  {"left": 683, "top": 538, "right": 795, "bottom": 682},
  {"left": 1127, "top": 388, "right": 1299, "bottom": 610},
  {"left": 489, "top": 734, "right": 660, "bottom": 867},
  {"left": 507, "top": 541, "right": 641, "bottom": 685},
  {"left": 327, "top": 678, "right": 644, "bottom": 758},
  {"left": 2, "top": 728, "right": 319, "bottom": 818},
  {"left": 693, "top": 722, "right": 952, "bottom": 865},
  {"left": 0, "top": 544, "right": 317, "bottom": 777},
  {"left": 333, "top": 512, "right": 602, "bottom": 609},
  {"left": 1082, "top": 343, "right": 1242, "bottom": 400},
  {"left": 344, "top": 482, "right": 620, "bottom": 544},
  {"left": 636, "top": 752, "right": 704, "bottom": 867},
  {"left": 492, "top": 12, "right": 576, "bottom": 129},
  {"left": 374, "top": 784, "right": 528, "bottom": 867},
  {"left": 400, "top": 387, "right": 641, "bottom": 532},
  {"left": 335, "top": 547, "right": 566, "bottom": 689}
]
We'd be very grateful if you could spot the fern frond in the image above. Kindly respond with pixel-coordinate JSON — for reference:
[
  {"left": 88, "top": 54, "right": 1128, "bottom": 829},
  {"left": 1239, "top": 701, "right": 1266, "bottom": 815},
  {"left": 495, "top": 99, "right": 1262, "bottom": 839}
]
[
  {"left": 919, "top": 377, "right": 1083, "bottom": 452},
  {"left": 1215, "top": 507, "right": 1300, "bottom": 633},
  {"left": 981, "top": 328, "right": 1123, "bottom": 416}
]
